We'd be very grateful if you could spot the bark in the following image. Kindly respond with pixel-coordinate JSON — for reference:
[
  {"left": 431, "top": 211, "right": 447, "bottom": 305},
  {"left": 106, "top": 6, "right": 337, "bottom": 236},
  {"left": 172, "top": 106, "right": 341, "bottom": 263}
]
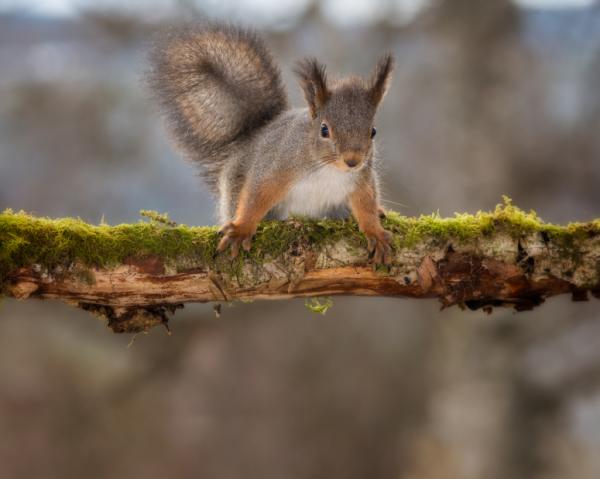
[{"left": 3, "top": 214, "right": 600, "bottom": 333}]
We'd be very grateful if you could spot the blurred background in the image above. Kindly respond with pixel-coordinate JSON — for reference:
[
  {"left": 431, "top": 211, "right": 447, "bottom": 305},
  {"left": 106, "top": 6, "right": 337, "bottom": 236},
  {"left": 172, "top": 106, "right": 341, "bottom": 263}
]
[{"left": 1, "top": 0, "right": 600, "bottom": 477}]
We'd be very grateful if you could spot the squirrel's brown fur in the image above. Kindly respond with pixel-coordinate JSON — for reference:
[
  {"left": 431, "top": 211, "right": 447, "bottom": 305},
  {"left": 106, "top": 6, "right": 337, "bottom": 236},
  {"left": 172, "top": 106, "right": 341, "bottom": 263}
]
[{"left": 148, "top": 22, "right": 395, "bottom": 263}]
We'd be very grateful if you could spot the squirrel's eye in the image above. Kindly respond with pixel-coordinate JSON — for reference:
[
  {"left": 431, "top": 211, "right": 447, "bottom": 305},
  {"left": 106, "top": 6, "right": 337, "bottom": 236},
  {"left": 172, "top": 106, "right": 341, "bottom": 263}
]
[
  {"left": 320, "top": 123, "right": 330, "bottom": 138},
  {"left": 371, "top": 127, "right": 377, "bottom": 139}
]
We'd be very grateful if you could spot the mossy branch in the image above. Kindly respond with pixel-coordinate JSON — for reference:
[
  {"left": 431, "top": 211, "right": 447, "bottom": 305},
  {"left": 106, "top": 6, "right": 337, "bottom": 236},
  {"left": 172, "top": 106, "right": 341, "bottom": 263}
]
[{"left": 1, "top": 199, "right": 599, "bottom": 333}]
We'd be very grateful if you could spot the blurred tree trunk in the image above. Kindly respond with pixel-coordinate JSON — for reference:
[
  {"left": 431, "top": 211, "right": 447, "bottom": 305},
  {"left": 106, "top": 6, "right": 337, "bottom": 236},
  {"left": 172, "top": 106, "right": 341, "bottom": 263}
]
[{"left": 417, "top": 0, "right": 526, "bottom": 204}]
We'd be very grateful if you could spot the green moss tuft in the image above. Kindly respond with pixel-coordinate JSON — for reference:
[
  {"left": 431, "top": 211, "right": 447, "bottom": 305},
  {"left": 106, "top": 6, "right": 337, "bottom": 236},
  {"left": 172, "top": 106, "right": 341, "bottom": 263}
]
[
  {"left": 139, "top": 210, "right": 178, "bottom": 227},
  {"left": 305, "top": 297, "right": 334, "bottom": 315}
]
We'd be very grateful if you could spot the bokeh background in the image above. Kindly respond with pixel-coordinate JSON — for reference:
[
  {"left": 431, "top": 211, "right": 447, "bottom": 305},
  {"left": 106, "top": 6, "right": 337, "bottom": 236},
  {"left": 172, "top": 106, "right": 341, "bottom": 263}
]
[{"left": 1, "top": 0, "right": 600, "bottom": 477}]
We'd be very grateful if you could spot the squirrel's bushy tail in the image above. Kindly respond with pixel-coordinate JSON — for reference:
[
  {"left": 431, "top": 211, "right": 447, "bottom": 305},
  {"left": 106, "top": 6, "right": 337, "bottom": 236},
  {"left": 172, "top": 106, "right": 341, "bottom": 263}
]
[{"left": 148, "top": 23, "right": 288, "bottom": 189}]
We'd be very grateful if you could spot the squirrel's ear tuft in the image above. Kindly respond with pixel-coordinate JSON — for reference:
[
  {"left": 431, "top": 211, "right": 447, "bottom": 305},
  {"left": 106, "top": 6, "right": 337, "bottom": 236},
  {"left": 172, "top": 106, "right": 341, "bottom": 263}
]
[
  {"left": 294, "top": 58, "right": 330, "bottom": 119},
  {"left": 368, "top": 54, "right": 395, "bottom": 107}
]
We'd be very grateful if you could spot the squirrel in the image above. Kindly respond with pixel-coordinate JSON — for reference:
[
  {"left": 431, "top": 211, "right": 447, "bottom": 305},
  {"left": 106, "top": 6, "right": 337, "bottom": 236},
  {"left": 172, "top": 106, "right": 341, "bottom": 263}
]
[{"left": 148, "top": 23, "right": 395, "bottom": 264}]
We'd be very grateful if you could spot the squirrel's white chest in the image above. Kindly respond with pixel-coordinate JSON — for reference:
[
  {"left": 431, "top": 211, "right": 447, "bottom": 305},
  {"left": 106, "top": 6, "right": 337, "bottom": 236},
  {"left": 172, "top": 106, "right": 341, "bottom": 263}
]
[{"left": 275, "top": 166, "right": 357, "bottom": 218}]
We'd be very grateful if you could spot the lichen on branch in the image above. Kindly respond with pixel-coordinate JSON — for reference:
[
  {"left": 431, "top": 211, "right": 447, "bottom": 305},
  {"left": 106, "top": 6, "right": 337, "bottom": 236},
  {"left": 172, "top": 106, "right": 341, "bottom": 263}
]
[{"left": 1, "top": 198, "right": 599, "bottom": 333}]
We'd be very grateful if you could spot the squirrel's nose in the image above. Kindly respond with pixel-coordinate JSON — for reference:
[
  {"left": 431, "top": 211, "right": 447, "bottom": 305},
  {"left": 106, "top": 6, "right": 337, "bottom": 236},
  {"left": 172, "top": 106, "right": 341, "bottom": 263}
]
[
  {"left": 343, "top": 153, "right": 363, "bottom": 168},
  {"left": 341, "top": 149, "right": 364, "bottom": 169}
]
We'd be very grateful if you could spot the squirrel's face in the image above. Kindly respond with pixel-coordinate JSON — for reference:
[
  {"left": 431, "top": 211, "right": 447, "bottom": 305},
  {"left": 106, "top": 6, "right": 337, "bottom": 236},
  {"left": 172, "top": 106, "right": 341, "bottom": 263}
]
[
  {"left": 315, "top": 88, "right": 378, "bottom": 172},
  {"left": 295, "top": 54, "right": 394, "bottom": 172}
]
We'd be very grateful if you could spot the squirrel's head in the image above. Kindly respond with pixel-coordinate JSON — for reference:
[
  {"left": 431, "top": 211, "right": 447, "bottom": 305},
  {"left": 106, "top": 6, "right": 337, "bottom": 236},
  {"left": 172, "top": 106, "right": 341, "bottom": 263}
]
[{"left": 294, "top": 54, "right": 394, "bottom": 172}]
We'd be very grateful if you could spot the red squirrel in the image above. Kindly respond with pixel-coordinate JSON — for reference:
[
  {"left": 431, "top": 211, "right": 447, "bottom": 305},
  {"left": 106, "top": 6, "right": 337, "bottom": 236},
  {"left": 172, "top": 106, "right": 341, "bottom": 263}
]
[{"left": 149, "top": 23, "right": 394, "bottom": 264}]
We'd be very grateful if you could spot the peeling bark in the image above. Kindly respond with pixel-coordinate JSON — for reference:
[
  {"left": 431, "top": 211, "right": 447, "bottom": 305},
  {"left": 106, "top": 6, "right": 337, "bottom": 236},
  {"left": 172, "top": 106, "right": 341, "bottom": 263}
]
[{"left": 3, "top": 222, "right": 600, "bottom": 333}]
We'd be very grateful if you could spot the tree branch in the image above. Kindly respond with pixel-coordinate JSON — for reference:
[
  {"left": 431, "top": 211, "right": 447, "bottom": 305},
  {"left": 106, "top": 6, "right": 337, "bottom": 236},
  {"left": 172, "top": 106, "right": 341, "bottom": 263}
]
[{"left": 2, "top": 200, "right": 599, "bottom": 333}]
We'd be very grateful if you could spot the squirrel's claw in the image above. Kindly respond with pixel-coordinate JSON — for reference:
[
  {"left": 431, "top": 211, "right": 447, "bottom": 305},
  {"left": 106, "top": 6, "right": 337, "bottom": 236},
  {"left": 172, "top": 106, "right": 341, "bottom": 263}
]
[
  {"left": 217, "top": 222, "right": 254, "bottom": 258},
  {"left": 242, "top": 237, "right": 253, "bottom": 251},
  {"left": 366, "top": 230, "right": 393, "bottom": 265}
]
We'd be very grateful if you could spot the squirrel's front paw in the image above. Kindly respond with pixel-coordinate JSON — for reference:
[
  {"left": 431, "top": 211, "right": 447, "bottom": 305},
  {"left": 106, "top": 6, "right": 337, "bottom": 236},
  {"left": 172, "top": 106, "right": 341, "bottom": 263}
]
[
  {"left": 217, "top": 222, "right": 254, "bottom": 258},
  {"left": 366, "top": 229, "right": 393, "bottom": 265}
]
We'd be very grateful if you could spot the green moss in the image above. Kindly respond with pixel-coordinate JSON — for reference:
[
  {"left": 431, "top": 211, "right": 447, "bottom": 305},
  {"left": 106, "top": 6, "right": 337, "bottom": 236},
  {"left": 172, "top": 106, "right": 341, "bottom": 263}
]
[
  {"left": 305, "top": 297, "right": 334, "bottom": 315},
  {"left": 0, "top": 209, "right": 219, "bottom": 285},
  {"left": 1, "top": 198, "right": 599, "bottom": 287},
  {"left": 139, "top": 210, "right": 178, "bottom": 227},
  {"left": 382, "top": 196, "right": 600, "bottom": 250}
]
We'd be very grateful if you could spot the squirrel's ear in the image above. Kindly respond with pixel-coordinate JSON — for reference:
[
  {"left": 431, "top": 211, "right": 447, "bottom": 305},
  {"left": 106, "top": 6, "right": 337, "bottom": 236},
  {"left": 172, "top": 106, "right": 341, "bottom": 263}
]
[
  {"left": 294, "top": 58, "right": 330, "bottom": 119},
  {"left": 368, "top": 54, "right": 395, "bottom": 107}
]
